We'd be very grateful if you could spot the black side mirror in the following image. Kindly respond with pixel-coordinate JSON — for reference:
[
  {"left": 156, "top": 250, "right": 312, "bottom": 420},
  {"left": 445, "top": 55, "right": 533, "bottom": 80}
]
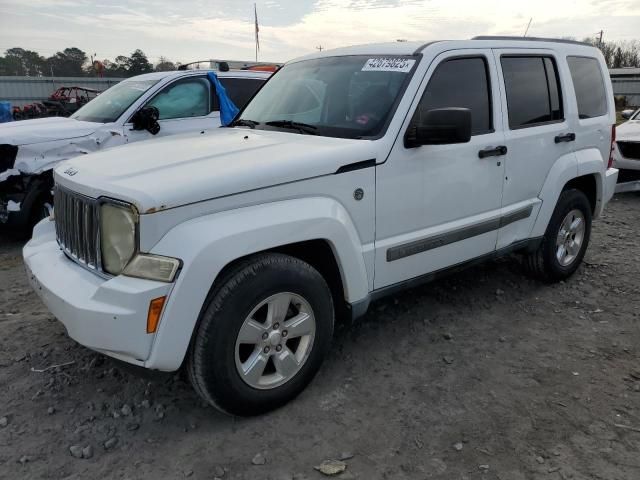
[
  {"left": 621, "top": 109, "right": 634, "bottom": 120},
  {"left": 131, "top": 106, "right": 161, "bottom": 135},
  {"left": 405, "top": 107, "right": 472, "bottom": 148}
]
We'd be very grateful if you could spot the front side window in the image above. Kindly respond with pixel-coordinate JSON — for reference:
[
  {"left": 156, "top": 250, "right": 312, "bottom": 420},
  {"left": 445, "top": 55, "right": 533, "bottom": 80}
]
[
  {"left": 567, "top": 56, "right": 608, "bottom": 119},
  {"left": 501, "top": 56, "right": 563, "bottom": 129},
  {"left": 235, "top": 55, "right": 418, "bottom": 139},
  {"left": 71, "top": 79, "right": 158, "bottom": 123},
  {"left": 414, "top": 56, "right": 492, "bottom": 135},
  {"left": 146, "top": 77, "right": 210, "bottom": 120}
]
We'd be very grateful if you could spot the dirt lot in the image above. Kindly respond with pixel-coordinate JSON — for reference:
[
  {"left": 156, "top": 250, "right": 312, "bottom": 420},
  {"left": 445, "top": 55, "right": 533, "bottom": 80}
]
[{"left": 1, "top": 194, "right": 639, "bottom": 480}]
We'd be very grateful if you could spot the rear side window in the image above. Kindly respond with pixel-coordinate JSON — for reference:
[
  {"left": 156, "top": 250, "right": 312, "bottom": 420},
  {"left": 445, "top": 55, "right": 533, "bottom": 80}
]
[
  {"left": 416, "top": 57, "right": 492, "bottom": 135},
  {"left": 567, "top": 56, "right": 608, "bottom": 119},
  {"left": 217, "top": 78, "right": 264, "bottom": 110},
  {"left": 501, "top": 56, "right": 563, "bottom": 129}
]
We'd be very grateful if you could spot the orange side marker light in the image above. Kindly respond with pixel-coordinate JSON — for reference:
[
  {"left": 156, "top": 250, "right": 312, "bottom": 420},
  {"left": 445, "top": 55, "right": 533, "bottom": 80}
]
[{"left": 147, "top": 296, "right": 166, "bottom": 334}]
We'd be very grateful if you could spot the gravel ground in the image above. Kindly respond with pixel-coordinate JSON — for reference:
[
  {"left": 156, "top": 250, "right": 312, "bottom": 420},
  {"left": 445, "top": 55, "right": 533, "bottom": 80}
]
[{"left": 1, "top": 194, "right": 639, "bottom": 480}]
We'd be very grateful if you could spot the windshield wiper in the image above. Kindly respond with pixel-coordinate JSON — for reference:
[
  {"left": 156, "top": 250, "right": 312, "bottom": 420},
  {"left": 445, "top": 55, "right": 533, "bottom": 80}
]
[
  {"left": 265, "top": 120, "right": 318, "bottom": 135},
  {"left": 231, "top": 118, "right": 259, "bottom": 129}
]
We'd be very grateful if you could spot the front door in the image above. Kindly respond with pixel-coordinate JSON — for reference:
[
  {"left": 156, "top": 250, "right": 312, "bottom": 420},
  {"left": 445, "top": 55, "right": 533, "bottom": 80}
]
[
  {"left": 374, "top": 49, "right": 506, "bottom": 289},
  {"left": 124, "top": 76, "right": 220, "bottom": 144}
]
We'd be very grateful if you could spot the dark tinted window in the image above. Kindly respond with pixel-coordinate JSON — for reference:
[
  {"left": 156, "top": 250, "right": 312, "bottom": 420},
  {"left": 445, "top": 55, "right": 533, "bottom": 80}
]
[
  {"left": 416, "top": 57, "right": 492, "bottom": 135},
  {"left": 567, "top": 56, "right": 608, "bottom": 119},
  {"left": 501, "top": 56, "right": 563, "bottom": 128},
  {"left": 216, "top": 78, "right": 264, "bottom": 110}
]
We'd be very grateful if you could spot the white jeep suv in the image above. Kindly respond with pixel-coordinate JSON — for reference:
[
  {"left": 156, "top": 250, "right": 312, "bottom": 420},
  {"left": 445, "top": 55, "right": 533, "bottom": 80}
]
[{"left": 24, "top": 37, "right": 618, "bottom": 416}]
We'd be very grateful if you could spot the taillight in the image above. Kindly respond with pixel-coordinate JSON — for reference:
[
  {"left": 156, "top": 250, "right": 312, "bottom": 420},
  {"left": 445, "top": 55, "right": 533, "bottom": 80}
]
[{"left": 608, "top": 124, "right": 616, "bottom": 169}]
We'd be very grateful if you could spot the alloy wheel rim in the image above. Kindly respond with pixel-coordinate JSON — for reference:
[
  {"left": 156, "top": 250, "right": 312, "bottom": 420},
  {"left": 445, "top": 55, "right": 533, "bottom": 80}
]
[
  {"left": 234, "top": 292, "right": 316, "bottom": 390},
  {"left": 555, "top": 209, "right": 585, "bottom": 267}
]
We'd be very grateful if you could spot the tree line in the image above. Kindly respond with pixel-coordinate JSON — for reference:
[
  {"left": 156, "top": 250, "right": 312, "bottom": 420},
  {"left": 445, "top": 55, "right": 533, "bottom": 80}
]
[
  {"left": 0, "top": 38, "right": 638, "bottom": 79},
  {"left": 581, "top": 39, "right": 640, "bottom": 68},
  {"left": 0, "top": 47, "right": 179, "bottom": 78}
]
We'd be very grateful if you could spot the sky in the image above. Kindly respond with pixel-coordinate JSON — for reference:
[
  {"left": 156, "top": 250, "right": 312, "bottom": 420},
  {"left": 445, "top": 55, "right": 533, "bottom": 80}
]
[{"left": 0, "top": 0, "right": 639, "bottom": 64}]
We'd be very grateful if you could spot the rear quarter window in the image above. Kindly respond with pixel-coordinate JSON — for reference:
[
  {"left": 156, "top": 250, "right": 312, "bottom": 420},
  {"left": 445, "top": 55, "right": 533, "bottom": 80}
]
[
  {"left": 218, "top": 78, "right": 265, "bottom": 110},
  {"left": 567, "top": 56, "right": 608, "bottom": 119}
]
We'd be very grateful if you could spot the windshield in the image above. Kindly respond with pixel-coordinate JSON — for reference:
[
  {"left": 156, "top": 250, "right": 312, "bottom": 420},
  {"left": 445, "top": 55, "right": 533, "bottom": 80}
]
[
  {"left": 236, "top": 55, "right": 418, "bottom": 139},
  {"left": 633, "top": 109, "right": 640, "bottom": 120},
  {"left": 71, "top": 79, "right": 158, "bottom": 123}
]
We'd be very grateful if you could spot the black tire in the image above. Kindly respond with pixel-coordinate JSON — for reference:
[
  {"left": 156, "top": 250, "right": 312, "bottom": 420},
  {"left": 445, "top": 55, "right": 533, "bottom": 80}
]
[
  {"left": 523, "top": 188, "right": 592, "bottom": 282},
  {"left": 187, "top": 253, "right": 334, "bottom": 416}
]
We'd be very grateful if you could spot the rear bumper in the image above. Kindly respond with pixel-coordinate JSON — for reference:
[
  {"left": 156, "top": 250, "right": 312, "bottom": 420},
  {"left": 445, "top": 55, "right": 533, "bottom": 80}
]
[
  {"left": 603, "top": 168, "right": 618, "bottom": 206},
  {"left": 23, "top": 219, "right": 172, "bottom": 365}
]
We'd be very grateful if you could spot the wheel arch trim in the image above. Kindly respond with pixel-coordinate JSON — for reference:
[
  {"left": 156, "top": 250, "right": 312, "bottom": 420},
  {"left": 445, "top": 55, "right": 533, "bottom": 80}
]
[
  {"left": 531, "top": 149, "right": 604, "bottom": 238},
  {"left": 143, "top": 197, "right": 369, "bottom": 371}
]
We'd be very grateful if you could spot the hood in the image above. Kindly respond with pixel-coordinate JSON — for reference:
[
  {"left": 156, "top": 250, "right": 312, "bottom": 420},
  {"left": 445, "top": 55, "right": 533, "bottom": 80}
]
[
  {"left": 617, "top": 119, "right": 640, "bottom": 142},
  {"left": 0, "top": 117, "right": 102, "bottom": 146},
  {"left": 55, "top": 128, "right": 380, "bottom": 213}
]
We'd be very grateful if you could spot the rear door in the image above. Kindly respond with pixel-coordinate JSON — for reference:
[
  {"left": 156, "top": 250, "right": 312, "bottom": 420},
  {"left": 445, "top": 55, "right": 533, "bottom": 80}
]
[{"left": 492, "top": 49, "right": 573, "bottom": 248}]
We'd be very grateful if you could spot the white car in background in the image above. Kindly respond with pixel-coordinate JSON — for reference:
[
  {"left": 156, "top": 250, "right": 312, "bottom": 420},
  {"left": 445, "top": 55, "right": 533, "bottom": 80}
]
[
  {"left": 614, "top": 108, "right": 640, "bottom": 192},
  {"left": 0, "top": 68, "right": 270, "bottom": 232}
]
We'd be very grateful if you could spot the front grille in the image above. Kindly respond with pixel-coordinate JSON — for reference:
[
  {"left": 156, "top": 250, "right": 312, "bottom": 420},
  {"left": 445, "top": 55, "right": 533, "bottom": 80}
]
[
  {"left": 54, "top": 186, "right": 101, "bottom": 270},
  {"left": 618, "top": 141, "right": 640, "bottom": 160}
]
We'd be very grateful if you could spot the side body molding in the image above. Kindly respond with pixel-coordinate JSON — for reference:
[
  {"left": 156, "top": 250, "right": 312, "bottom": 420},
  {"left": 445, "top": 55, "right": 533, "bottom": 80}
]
[{"left": 145, "top": 197, "right": 370, "bottom": 371}]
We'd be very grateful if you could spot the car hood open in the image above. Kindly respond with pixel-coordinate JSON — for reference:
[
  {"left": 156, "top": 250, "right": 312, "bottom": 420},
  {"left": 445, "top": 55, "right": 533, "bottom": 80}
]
[
  {"left": 0, "top": 117, "right": 102, "bottom": 146},
  {"left": 55, "top": 128, "right": 380, "bottom": 213}
]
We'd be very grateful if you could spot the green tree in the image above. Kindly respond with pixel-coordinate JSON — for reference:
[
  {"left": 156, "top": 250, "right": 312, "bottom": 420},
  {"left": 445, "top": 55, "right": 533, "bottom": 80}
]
[
  {"left": 1, "top": 48, "right": 45, "bottom": 76},
  {"left": 45, "top": 47, "right": 87, "bottom": 76},
  {"left": 128, "top": 49, "right": 153, "bottom": 76},
  {"left": 103, "top": 55, "right": 131, "bottom": 77}
]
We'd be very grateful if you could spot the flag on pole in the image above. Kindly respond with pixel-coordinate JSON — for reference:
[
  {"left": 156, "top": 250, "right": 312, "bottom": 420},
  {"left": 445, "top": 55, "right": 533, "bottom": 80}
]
[{"left": 254, "top": 3, "right": 260, "bottom": 61}]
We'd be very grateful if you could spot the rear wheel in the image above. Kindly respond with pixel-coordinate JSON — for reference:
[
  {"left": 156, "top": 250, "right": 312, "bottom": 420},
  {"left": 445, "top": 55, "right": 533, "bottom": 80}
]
[
  {"left": 523, "top": 188, "right": 592, "bottom": 282},
  {"left": 187, "top": 253, "right": 334, "bottom": 416}
]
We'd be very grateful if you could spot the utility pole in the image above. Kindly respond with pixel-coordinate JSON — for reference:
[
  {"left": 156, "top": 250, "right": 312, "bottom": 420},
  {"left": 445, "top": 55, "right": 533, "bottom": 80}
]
[
  {"left": 316, "top": 45, "right": 323, "bottom": 52},
  {"left": 597, "top": 30, "right": 604, "bottom": 46}
]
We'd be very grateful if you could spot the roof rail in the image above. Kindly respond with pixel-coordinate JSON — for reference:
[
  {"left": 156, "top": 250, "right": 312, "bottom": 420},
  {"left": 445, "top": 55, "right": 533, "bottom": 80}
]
[
  {"left": 472, "top": 36, "right": 593, "bottom": 47},
  {"left": 178, "top": 59, "right": 282, "bottom": 72}
]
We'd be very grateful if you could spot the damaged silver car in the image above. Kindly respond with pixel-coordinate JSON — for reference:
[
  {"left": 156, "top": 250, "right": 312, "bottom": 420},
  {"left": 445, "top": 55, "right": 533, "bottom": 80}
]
[{"left": 0, "top": 68, "right": 270, "bottom": 233}]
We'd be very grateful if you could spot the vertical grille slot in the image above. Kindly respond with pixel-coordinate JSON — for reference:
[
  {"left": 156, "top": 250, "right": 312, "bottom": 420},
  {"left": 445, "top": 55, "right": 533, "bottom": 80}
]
[{"left": 54, "top": 186, "right": 100, "bottom": 271}]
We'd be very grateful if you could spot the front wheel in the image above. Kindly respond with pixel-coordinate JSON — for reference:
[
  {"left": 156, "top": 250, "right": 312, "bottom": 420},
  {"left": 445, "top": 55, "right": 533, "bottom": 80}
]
[
  {"left": 523, "top": 188, "right": 592, "bottom": 282},
  {"left": 187, "top": 253, "right": 334, "bottom": 416}
]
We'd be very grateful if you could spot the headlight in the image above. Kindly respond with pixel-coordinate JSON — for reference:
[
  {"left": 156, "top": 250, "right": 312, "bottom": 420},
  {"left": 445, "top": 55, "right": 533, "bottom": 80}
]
[
  {"left": 100, "top": 201, "right": 137, "bottom": 275},
  {"left": 123, "top": 254, "right": 180, "bottom": 282}
]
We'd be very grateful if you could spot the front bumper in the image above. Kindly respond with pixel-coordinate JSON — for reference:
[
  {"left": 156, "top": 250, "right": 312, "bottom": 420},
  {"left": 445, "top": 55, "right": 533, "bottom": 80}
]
[
  {"left": 612, "top": 147, "right": 640, "bottom": 193},
  {"left": 23, "top": 219, "right": 172, "bottom": 365}
]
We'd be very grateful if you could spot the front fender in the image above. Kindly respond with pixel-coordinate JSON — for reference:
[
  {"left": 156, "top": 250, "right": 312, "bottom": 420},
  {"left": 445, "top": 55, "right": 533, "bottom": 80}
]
[{"left": 145, "top": 197, "right": 370, "bottom": 371}]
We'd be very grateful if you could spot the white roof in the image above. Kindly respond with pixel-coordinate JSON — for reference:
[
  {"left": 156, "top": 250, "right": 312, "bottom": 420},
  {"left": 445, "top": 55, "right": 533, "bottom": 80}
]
[{"left": 290, "top": 37, "right": 600, "bottom": 64}]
